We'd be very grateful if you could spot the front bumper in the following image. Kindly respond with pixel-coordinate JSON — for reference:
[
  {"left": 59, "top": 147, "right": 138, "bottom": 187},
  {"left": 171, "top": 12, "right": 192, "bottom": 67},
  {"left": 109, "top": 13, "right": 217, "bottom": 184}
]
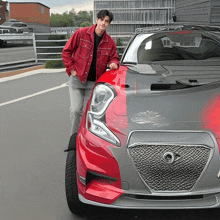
[
  {"left": 76, "top": 128, "right": 220, "bottom": 209},
  {"left": 79, "top": 192, "right": 220, "bottom": 209},
  {"left": 76, "top": 128, "right": 124, "bottom": 204}
]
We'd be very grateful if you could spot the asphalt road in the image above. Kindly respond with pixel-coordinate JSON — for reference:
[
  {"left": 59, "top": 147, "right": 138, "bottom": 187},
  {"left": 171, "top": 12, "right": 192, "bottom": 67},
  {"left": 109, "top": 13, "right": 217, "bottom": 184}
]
[
  {"left": 0, "top": 46, "right": 35, "bottom": 63},
  {"left": 1, "top": 69, "right": 220, "bottom": 220}
]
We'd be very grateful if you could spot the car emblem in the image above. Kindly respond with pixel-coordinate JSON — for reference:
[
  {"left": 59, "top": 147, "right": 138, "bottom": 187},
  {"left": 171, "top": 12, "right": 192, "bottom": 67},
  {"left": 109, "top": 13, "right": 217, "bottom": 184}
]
[{"left": 163, "top": 152, "right": 180, "bottom": 164}]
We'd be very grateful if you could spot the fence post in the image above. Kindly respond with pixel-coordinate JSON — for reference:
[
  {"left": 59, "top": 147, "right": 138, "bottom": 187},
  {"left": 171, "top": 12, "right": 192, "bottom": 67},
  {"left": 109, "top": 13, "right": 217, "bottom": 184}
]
[{"left": 32, "top": 33, "right": 38, "bottom": 63}]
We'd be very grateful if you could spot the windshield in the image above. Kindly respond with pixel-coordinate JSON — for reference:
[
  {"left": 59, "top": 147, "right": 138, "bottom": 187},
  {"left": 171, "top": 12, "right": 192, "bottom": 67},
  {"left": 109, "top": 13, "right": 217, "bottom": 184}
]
[
  {"left": 1, "top": 22, "right": 12, "bottom": 26},
  {"left": 122, "top": 31, "right": 220, "bottom": 64}
]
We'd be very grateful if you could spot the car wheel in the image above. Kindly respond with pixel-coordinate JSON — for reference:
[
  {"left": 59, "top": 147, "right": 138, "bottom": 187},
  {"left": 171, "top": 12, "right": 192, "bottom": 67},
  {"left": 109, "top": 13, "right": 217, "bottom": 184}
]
[
  {"left": 0, "top": 40, "right": 6, "bottom": 47},
  {"left": 65, "top": 139, "right": 90, "bottom": 215}
]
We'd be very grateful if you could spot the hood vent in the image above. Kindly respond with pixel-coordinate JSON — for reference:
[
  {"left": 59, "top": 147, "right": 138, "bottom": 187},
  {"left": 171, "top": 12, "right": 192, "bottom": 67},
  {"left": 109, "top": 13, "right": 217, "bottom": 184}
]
[
  {"left": 151, "top": 80, "right": 201, "bottom": 91},
  {"left": 151, "top": 83, "right": 190, "bottom": 91}
]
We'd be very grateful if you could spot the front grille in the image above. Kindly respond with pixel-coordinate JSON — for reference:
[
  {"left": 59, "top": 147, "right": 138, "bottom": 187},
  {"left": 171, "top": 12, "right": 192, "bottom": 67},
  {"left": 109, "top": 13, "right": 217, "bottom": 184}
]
[{"left": 129, "top": 144, "right": 211, "bottom": 192}]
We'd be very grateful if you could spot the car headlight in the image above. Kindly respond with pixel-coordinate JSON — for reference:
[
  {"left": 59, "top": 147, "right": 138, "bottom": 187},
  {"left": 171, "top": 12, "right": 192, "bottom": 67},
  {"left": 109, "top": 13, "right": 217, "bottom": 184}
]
[
  {"left": 86, "top": 84, "right": 121, "bottom": 147},
  {"left": 90, "top": 84, "right": 115, "bottom": 115}
]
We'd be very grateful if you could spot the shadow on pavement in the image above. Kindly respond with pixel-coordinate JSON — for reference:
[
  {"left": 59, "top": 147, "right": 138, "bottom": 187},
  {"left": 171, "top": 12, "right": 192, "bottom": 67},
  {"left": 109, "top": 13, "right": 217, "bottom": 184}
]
[{"left": 73, "top": 206, "right": 219, "bottom": 220}]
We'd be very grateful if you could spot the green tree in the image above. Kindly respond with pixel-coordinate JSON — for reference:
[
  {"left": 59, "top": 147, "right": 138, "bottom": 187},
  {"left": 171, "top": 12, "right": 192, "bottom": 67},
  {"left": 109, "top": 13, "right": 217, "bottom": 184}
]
[
  {"left": 80, "top": 21, "right": 92, "bottom": 27},
  {"left": 50, "top": 10, "right": 93, "bottom": 27},
  {"left": 116, "top": 38, "right": 124, "bottom": 57}
]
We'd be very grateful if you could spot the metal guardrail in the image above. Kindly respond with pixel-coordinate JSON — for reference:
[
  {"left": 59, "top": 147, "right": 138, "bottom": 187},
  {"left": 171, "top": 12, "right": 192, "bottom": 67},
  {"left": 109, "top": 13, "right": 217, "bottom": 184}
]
[
  {"left": 1, "top": 32, "right": 131, "bottom": 62},
  {"left": 33, "top": 33, "right": 129, "bottom": 62},
  {"left": 0, "top": 33, "right": 34, "bottom": 40},
  {"left": 0, "top": 59, "right": 37, "bottom": 73},
  {"left": 32, "top": 33, "right": 68, "bottom": 62},
  {"left": 50, "top": 27, "right": 79, "bottom": 35}
]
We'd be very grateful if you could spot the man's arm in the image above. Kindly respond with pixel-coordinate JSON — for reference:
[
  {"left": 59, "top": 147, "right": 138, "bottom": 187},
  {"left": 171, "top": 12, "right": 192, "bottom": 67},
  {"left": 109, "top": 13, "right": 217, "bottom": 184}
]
[
  {"left": 108, "top": 42, "right": 120, "bottom": 70},
  {"left": 62, "top": 29, "right": 81, "bottom": 76}
]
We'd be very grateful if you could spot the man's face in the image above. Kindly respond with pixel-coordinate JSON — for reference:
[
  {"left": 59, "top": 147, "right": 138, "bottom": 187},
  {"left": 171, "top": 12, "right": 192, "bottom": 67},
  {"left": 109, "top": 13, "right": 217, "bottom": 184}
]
[{"left": 96, "top": 15, "right": 110, "bottom": 32}]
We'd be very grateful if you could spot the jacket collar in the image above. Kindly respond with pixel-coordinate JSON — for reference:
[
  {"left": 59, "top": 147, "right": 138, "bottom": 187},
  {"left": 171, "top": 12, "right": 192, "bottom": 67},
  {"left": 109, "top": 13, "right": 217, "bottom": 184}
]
[{"left": 87, "top": 24, "right": 109, "bottom": 42}]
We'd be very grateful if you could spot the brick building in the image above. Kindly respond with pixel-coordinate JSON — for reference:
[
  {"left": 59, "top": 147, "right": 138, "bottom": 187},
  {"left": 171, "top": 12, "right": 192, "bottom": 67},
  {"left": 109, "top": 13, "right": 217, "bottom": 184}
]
[
  {"left": 0, "top": 0, "right": 9, "bottom": 25},
  {"left": 9, "top": 2, "right": 50, "bottom": 32}
]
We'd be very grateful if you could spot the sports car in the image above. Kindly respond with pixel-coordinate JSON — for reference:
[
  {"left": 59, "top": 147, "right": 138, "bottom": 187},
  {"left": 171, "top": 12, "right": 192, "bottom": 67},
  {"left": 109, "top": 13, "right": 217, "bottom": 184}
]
[
  {"left": 0, "top": 20, "right": 33, "bottom": 33},
  {"left": 65, "top": 25, "right": 220, "bottom": 214}
]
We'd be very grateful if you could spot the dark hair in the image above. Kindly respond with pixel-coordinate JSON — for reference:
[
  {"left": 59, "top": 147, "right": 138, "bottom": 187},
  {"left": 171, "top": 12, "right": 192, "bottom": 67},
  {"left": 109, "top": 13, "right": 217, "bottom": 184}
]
[{"left": 97, "top": 10, "right": 113, "bottom": 23}]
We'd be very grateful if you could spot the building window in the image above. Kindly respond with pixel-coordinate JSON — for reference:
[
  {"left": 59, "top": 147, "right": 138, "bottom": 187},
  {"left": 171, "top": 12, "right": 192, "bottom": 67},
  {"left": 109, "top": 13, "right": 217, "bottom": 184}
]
[
  {"left": 94, "top": 0, "right": 176, "bottom": 34},
  {"left": 41, "top": 6, "right": 44, "bottom": 13}
]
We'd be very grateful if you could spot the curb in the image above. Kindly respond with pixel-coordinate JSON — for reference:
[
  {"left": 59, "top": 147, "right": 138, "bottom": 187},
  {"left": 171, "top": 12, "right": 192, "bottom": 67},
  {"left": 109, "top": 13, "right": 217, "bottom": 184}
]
[{"left": 0, "top": 64, "right": 46, "bottom": 78}]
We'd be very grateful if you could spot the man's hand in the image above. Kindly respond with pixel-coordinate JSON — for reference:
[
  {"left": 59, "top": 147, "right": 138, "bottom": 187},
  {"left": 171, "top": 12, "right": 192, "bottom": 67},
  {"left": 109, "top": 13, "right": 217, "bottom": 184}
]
[
  {"left": 109, "top": 63, "right": 118, "bottom": 70},
  {"left": 71, "top": 69, "right": 77, "bottom": 76}
]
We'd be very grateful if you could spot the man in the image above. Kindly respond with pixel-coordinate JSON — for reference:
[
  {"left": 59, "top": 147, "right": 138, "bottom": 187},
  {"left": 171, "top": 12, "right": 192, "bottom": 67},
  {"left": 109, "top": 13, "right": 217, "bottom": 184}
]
[{"left": 62, "top": 10, "right": 120, "bottom": 136}]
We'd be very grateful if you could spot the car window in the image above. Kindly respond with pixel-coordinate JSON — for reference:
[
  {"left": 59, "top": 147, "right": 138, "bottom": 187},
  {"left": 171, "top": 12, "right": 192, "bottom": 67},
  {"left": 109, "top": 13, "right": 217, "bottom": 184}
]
[
  {"left": 12, "top": 23, "right": 23, "bottom": 27},
  {"left": 123, "top": 31, "right": 220, "bottom": 64},
  {"left": 3, "top": 29, "right": 9, "bottom": 33},
  {"left": 1, "top": 22, "right": 11, "bottom": 26},
  {"left": 122, "top": 34, "right": 153, "bottom": 63}
]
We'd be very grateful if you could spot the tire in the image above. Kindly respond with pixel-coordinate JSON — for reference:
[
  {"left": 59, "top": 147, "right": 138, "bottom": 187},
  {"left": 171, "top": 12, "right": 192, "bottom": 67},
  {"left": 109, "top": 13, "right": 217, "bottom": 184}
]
[
  {"left": 65, "top": 138, "right": 90, "bottom": 215},
  {"left": 68, "top": 133, "right": 77, "bottom": 151},
  {"left": 0, "top": 40, "right": 6, "bottom": 48}
]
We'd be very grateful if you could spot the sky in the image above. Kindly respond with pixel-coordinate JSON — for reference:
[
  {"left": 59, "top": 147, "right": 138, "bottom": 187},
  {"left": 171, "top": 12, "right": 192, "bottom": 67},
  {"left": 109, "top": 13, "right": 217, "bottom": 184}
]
[{"left": 8, "top": 0, "right": 93, "bottom": 14}]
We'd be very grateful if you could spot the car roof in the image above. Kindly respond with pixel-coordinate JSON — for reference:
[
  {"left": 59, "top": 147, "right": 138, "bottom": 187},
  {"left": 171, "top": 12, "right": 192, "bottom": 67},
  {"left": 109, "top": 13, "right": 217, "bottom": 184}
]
[
  {"left": 6, "top": 19, "right": 20, "bottom": 22},
  {"left": 5, "top": 19, "right": 27, "bottom": 24}
]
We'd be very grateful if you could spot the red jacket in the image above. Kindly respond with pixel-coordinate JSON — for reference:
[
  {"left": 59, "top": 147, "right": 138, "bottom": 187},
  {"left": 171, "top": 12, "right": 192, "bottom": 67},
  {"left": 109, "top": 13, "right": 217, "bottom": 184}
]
[{"left": 62, "top": 24, "right": 120, "bottom": 83}]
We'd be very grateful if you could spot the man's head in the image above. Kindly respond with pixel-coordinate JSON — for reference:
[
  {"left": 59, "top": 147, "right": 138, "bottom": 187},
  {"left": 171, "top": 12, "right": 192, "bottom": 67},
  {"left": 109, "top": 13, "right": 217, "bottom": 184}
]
[
  {"left": 96, "top": 10, "right": 113, "bottom": 33},
  {"left": 97, "top": 10, "right": 113, "bottom": 23}
]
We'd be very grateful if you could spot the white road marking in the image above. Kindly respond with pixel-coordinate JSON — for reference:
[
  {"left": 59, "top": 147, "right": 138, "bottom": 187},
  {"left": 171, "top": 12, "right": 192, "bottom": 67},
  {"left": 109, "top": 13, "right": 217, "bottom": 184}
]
[{"left": 0, "top": 83, "right": 69, "bottom": 107}]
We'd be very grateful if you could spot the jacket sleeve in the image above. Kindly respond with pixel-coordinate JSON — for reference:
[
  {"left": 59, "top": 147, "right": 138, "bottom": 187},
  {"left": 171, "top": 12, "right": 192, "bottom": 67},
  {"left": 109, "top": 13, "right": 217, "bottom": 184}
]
[
  {"left": 108, "top": 41, "right": 120, "bottom": 67},
  {"left": 62, "top": 29, "right": 81, "bottom": 76}
]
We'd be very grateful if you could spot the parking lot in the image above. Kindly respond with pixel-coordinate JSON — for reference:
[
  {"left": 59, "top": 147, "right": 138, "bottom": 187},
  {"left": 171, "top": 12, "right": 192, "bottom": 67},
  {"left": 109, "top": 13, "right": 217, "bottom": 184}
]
[{"left": 0, "top": 46, "right": 35, "bottom": 64}]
